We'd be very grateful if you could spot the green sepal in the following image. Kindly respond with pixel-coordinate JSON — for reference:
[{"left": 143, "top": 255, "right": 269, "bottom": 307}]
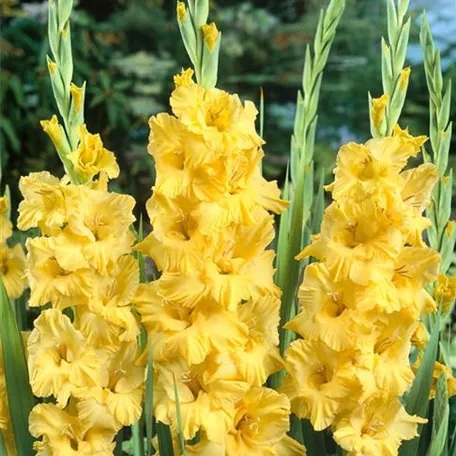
[
  {"left": 426, "top": 373, "right": 449, "bottom": 456},
  {"left": 194, "top": 0, "right": 209, "bottom": 28},
  {"left": 48, "top": 0, "right": 59, "bottom": 62},
  {"left": 69, "top": 81, "right": 86, "bottom": 147},
  {"left": 57, "top": 0, "right": 73, "bottom": 31},
  {"left": 302, "top": 46, "right": 313, "bottom": 95},
  {"left": 201, "top": 31, "right": 221, "bottom": 89},
  {"left": 436, "top": 122, "right": 452, "bottom": 176},
  {"left": 397, "top": 0, "right": 410, "bottom": 20},
  {"left": 386, "top": 0, "right": 398, "bottom": 47},
  {"left": 177, "top": 13, "right": 198, "bottom": 68},
  {"left": 59, "top": 23, "right": 74, "bottom": 90},
  {"left": 438, "top": 171, "right": 452, "bottom": 229},
  {"left": 440, "top": 222, "right": 456, "bottom": 274},
  {"left": 381, "top": 37, "right": 393, "bottom": 94},
  {"left": 394, "top": 18, "right": 410, "bottom": 76}
]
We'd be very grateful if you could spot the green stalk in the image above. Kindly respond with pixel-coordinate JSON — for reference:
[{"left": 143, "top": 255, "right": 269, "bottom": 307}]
[
  {"left": 273, "top": 0, "right": 345, "bottom": 379},
  {"left": 46, "top": 0, "right": 86, "bottom": 183},
  {"left": 420, "top": 14, "right": 455, "bottom": 278},
  {"left": 369, "top": 0, "right": 411, "bottom": 137},
  {"left": 176, "top": 0, "right": 220, "bottom": 88}
]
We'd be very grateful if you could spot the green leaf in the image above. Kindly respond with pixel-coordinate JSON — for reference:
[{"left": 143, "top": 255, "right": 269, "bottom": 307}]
[
  {"left": 173, "top": 375, "right": 187, "bottom": 456},
  {"left": 156, "top": 422, "right": 175, "bottom": 456},
  {"left": 399, "top": 313, "right": 441, "bottom": 456},
  {"left": 145, "top": 341, "right": 154, "bottom": 456},
  {"left": 0, "top": 277, "right": 35, "bottom": 456},
  {"left": 426, "top": 373, "right": 449, "bottom": 456},
  {"left": 131, "top": 418, "right": 145, "bottom": 456},
  {"left": 301, "top": 419, "right": 326, "bottom": 456},
  {"left": 0, "top": 117, "right": 20, "bottom": 152},
  {"left": 0, "top": 431, "right": 7, "bottom": 456},
  {"left": 312, "top": 167, "right": 325, "bottom": 236}
]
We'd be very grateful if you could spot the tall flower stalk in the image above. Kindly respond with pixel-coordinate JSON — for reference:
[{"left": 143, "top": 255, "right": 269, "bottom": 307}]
[
  {"left": 14, "top": 0, "right": 144, "bottom": 453},
  {"left": 420, "top": 15, "right": 456, "bottom": 321},
  {"left": 282, "top": 1, "right": 456, "bottom": 455},
  {"left": 274, "top": 0, "right": 345, "bottom": 365},
  {"left": 133, "top": 1, "right": 304, "bottom": 453}
]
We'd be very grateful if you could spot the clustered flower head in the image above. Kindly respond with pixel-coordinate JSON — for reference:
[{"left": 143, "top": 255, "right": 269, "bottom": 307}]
[
  {"left": 134, "top": 69, "right": 304, "bottom": 455},
  {"left": 0, "top": 195, "right": 27, "bottom": 299},
  {"left": 18, "top": 124, "right": 144, "bottom": 454},
  {"left": 283, "top": 126, "right": 445, "bottom": 456}
]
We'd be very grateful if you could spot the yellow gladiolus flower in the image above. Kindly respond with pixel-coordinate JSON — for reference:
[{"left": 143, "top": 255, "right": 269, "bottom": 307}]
[
  {"left": 40, "top": 115, "right": 64, "bottom": 150},
  {"left": 26, "top": 236, "right": 93, "bottom": 309},
  {"left": 29, "top": 401, "right": 118, "bottom": 455},
  {"left": 283, "top": 338, "right": 360, "bottom": 431},
  {"left": 27, "top": 309, "right": 103, "bottom": 406},
  {"left": 287, "top": 130, "right": 439, "bottom": 444},
  {"left": 371, "top": 94, "right": 388, "bottom": 131},
  {"left": 225, "top": 387, "right": 300, "bottom": 456},
  {"left": 138, "top": 71, "right": 291, "bottom": 450},
  {"left": 435, "top": 273, "right": 456, "bottom": 313},
  {"left": 0, "top": 243, "right": 27, "bottom": 298},
  {"left": 333, "top": 394, "right": 426, "bottom": 456},
  {"left": 67, "top": 125, "right": 120, "bottom": 181},
  {"left": 70, "top": 82, "right": 84, "bottom": 112},
  {"left": 75, "top": 341, "right": 145, "bottom": 426},
  {"left": 17, "top": 171, "right": 67, "bottom": 235},
  {"left": 0, "top": 196, "right": 12, "bottom": 243},
  {"left": 174, "top": 68, "right": 194, "bottom": 87}
]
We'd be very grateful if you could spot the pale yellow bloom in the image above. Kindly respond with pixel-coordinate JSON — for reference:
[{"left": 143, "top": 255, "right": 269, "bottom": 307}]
[
  {"left": 17, "top": 171, "right": 67, "bottom": 235},
  {"left": 174, "top": 68, "right": 194, "bottom": 88},
  {"left": 0, "top": 243, "right": 27, "bottom": 298},
  {"left": 41, "top": 115, "right": 64, "bottom": 149},
  {"left": 202, "top": 22, "right": 219, "bottom": 51},
  {"left": 371, "top": 93, "right": 388, "bottom": 131},
  {"left": 29, "top": 401, "right": 118, "bottom": 455},
  {"left": 27, "top": 309, "right": 103, "bottom": 406},
  {"left": 67, "top": 125, "right": 119, "bottom": 181},
  {"left": 333, "top": 394, "right": 426, "bottom": 456},
  {"left": 70, "top": 82, "right": 84, "bottom": 112}
]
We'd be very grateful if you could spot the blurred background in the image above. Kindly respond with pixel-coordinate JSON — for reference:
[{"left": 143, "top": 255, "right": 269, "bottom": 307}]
[{"left": 0, "top": 0, "right": 455, "bottom": 217}]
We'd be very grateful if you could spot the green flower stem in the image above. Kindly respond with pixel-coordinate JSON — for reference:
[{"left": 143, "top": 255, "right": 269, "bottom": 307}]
[
  {"left": 420, "top": 14, "right": 455, "bottom": 275},
  {"left": 272, "top": 0, "right": 345, "bottom": 385},
  {"left": 177, "top": 0, "right": 220, "bottom": 88},
  {"left": 370, "top": 0, "right": 411, "bottom": 137},
  {"left": 46, "top": 0, "right": 86, "bottom": 184}
]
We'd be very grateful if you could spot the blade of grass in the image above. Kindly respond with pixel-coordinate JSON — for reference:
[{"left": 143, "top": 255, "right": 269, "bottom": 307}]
[
  {"left": 400, "top": 313, "right": 440, "bottom": 456},
  {"left": 173, "top": 374, "right": 187, "bottom": 456},
  {"left": 156, "top": 422, "right": 175, "bottom": 456},
  {"left": 0, "top": 277, "right": 35, "bottom": 456},
  {"left": 145, "top": 341, "right": 154, "bottom": 456}
]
